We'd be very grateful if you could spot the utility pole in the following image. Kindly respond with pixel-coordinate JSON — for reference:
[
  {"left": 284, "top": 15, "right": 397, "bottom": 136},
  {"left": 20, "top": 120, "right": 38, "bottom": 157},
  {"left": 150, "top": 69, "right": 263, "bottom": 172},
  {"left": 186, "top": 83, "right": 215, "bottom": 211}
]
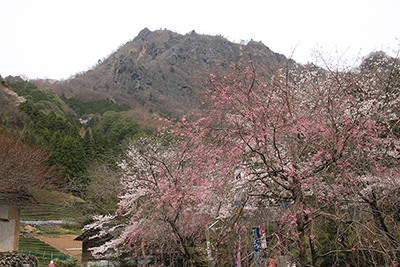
[{"left": 205, "top": 220, "right": 219, "bottom": 267}]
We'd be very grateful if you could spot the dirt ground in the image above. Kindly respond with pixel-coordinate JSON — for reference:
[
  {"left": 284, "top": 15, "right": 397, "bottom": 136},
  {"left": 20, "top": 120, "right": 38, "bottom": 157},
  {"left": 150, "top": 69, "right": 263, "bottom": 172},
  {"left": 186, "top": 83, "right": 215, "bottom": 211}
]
[{"left": 35, "top": 234, "right": 82, "bottom": 261}]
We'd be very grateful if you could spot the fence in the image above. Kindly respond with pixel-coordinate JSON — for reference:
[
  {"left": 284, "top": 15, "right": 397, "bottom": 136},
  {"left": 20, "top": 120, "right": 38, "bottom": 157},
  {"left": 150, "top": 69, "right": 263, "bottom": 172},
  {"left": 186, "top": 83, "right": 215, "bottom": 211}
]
[{"left": 20, "top": 251, "right": 75, "bottom": 262}]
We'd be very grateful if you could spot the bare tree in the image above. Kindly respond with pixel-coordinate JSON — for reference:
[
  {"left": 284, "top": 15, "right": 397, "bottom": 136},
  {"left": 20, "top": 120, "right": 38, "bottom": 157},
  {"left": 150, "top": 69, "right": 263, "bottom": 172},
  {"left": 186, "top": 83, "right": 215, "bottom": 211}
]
[{"left": 0, "top": 126, "right": 59, "bottom": 205}]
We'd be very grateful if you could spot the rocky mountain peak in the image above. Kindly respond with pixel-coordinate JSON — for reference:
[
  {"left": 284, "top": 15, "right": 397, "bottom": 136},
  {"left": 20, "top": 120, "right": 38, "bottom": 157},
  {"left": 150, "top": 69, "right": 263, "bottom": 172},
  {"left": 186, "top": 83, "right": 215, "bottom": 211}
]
[
  {"left": 42, "top": 28, "right": 290, "bottom": 118},
  {"left": 135, "top": 27, "right": 152, "bottom": 41}
]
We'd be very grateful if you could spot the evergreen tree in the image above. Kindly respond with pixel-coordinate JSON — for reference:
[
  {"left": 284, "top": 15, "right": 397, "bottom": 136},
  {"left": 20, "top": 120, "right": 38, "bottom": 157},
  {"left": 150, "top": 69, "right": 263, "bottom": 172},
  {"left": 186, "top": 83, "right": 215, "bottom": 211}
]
[{"left": 54, "top": 135, "right": 86, "bottom": 181}]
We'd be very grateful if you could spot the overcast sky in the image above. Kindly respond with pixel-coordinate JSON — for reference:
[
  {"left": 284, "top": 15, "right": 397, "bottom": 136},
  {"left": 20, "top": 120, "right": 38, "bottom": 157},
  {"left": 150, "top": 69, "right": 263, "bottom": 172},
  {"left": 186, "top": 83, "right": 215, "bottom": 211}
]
[{"left": 0, "top": 0, "right": 399, "bottom": 80}]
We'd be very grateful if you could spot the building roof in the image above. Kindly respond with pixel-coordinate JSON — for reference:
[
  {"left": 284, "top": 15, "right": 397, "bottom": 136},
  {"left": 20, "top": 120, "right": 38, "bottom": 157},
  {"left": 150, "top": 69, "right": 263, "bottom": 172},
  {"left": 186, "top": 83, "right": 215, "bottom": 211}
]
[{"left": 74, "top": 228, "right": 114, "bottom": 246}]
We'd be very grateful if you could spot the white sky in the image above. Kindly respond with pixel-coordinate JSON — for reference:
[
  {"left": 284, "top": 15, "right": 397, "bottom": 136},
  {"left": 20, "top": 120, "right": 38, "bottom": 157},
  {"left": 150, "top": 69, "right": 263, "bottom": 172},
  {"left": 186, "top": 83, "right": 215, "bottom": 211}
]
[{"left": 0, "top": 0, "right": 399, "bottom": 80}]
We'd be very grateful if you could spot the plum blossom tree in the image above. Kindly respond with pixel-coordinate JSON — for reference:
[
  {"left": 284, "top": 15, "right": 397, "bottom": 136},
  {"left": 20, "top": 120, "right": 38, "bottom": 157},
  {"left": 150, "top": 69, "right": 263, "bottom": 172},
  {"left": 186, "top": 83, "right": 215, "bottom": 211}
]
[
  {"left": 172, "top": 53, "right": 400, "bottom": 266},
  {"left": 85, "top": 136, "right": 242, "bottom": 266}
]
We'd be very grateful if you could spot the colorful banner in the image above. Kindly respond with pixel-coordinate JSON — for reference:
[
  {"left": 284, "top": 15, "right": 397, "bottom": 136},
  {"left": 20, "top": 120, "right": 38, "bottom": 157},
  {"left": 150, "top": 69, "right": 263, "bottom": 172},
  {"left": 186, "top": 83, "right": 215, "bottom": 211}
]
[
  {"left": 259, "top": 223, "right": 267, "bottom": 249},
  {"left": 283, "top": 201, "right": 288, "bottom": 210},
  {"left": 234, "top": 200, "right": 242, "bottom": 217},
  {"left": 252, "top": 227, "right": 260, "bottom": 252},
  {"left": 252, "top": 226, "right": 261, "bottom": 266},
  {"left": 234, "top": 232, "right": 241, "bottom": 266}
]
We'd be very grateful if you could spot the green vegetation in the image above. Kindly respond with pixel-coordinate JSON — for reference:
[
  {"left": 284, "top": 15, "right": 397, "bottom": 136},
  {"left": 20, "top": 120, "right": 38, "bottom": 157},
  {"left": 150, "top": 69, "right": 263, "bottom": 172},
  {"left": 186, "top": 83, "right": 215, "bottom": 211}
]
[
  {"left": 60, "top": 94, "right": 130, "bottom": 118},
  {"left": 0, "top": 78, "right": 155, "bottom": 219},
  {"left": 102, "top": 111, "right": 150, "bottom": 141},
  {"left": 18, "top": 101, "right": 111, "bottom": 182},
  {"left": 6, "top": 80, "right": 68, "bottom": 118},
  {"left": 9, "top": 81, "right": 49, "bottom": 103}
]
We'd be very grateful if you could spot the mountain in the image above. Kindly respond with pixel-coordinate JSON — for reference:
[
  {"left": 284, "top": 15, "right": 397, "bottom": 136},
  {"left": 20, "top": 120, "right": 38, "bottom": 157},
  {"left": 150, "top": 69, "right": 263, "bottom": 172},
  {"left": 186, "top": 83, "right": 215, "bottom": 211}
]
[{"left": 35, "top": 28, "right": 290, "bottom": 118}]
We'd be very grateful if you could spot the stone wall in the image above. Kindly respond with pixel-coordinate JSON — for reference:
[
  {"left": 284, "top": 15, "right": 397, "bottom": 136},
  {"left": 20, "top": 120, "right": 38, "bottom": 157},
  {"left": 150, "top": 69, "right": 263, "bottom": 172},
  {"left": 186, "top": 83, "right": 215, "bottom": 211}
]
[{"left": 0, "top": 252, "right": 38, "bottom": 267}]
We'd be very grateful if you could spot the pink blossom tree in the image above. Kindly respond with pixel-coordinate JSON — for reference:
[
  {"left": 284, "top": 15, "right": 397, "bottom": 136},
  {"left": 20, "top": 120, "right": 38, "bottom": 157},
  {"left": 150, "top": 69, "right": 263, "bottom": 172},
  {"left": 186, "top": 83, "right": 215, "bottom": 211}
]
[
  {"left": 172, "top": 53, "right": 400, "bottom": 266},
  {"left": 87, "top": 52, "right": 400, "bottom": 266},
  {"left": 85, "top": 136, "right": 242, "bottom": 266}
]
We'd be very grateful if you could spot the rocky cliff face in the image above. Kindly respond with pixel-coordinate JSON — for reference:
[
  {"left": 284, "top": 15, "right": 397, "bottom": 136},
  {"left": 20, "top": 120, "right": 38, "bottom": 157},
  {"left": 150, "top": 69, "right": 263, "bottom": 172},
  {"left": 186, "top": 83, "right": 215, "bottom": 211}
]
[{"left": 47, "top": 28, "right": 290, "bottom": 118}]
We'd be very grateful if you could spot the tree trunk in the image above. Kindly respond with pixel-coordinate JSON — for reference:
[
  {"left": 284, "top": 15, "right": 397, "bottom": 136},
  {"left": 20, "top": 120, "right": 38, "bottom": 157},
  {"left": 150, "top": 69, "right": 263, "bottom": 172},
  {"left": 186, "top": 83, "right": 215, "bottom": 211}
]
[
  {"left": 297, "top": 213, "right": 307, "bottom": 267},
  {"left": 141, "top": 241, "right": 147, "bottom": 267},
  {"left": 366, "top": 192, "right": 398, "bottom": 248},
  {"left": 309, "top": 236, "right": 316, "bottom": 266},
  {"left": 294, "top": 181, "right": 308, "bottom": 267}
]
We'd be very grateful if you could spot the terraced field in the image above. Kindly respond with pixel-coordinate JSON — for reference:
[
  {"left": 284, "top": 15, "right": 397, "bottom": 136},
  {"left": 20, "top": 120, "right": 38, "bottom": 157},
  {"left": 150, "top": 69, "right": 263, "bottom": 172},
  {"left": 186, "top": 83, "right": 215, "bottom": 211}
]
[
  {"left": 18, "top": 237, "right": 73, "bottom": 261},
  {"left": 18, "top": 190, "right": 85, "bottom": 265},
  {"left": 21, "top": 190, "right": 85, "bottom": 221}
]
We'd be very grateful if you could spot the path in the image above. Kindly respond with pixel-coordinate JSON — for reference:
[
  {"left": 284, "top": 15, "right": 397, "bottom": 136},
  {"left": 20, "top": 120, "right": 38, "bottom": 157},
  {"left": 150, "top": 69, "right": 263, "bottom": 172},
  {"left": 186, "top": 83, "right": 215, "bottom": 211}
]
[{"left": 35, "top": 234, "right": 82, "bottom": 260}]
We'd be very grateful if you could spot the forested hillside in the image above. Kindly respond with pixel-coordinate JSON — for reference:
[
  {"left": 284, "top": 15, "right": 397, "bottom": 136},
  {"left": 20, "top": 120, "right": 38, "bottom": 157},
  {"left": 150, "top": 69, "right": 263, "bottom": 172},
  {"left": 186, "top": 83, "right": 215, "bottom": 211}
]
[{"left": 0, "top": 76, "right": 154, "bottom": 215}]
